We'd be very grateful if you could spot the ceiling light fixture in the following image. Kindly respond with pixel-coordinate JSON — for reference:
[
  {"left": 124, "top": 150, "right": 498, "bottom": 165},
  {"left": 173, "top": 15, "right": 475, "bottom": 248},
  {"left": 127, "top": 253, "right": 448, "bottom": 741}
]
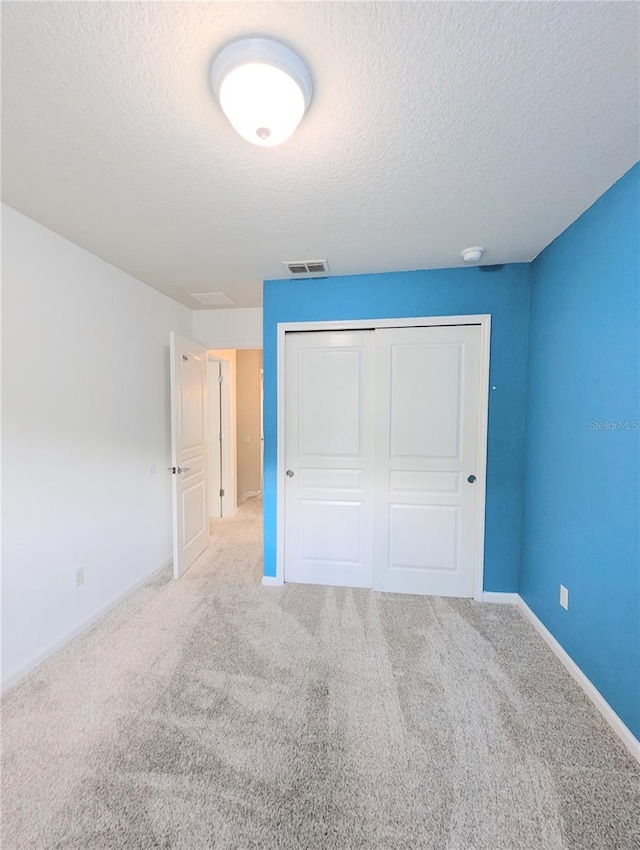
[
  {"left": 461, "top": 246, "right": 485, "bottom": 263},
  {"left": 211, "top": 38, "right": 312, "bottom": 147}
]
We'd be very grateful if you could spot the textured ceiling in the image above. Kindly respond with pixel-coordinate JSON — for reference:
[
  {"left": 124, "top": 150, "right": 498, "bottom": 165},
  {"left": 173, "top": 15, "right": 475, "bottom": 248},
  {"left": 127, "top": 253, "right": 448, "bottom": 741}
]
[{"left": 2, "top": 1, "right": 638, "bottom": 308}]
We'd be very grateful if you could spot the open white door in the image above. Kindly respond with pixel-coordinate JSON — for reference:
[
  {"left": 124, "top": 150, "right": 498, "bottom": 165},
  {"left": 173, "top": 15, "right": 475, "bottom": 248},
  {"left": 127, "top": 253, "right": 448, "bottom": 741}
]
[{"left": 170, "top": 332, "right": 209, "bottom": 579}]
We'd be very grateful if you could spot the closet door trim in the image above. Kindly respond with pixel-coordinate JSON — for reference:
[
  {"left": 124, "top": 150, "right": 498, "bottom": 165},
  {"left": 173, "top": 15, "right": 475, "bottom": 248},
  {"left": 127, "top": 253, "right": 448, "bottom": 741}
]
[{"left": 275, "top": 315, "right": 491, "bottom": 601}]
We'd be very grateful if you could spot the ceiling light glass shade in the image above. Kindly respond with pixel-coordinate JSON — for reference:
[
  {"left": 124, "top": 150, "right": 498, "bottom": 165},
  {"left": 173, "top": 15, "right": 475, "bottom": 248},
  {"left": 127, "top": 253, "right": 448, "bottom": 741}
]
[{"left": 211, "top": 38, "right": 312, "bottom": 147}]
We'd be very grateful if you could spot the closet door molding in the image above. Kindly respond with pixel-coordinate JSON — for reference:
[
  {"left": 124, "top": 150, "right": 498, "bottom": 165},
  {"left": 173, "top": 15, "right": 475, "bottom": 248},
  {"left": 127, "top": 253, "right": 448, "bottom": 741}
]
[{"left": 275, "top": 315, "right": 491, "bottom": 601}]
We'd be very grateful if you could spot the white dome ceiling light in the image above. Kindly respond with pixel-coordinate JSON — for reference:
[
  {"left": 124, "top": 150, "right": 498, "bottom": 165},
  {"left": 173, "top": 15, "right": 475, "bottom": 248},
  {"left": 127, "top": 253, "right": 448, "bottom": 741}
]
[
  {"left": 211, "top": 38, "right": 312, "bottom": 147},
  {"left": 461, "top": 246, "right": 485, "bottom": 263}
]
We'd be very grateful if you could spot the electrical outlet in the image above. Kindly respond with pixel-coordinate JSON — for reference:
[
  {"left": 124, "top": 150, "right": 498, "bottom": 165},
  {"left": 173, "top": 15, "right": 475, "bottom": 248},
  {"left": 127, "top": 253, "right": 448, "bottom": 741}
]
[
  {"left": 559, "top": 584, "right": 569, "bottom": 610},
  {"left": 74, "top": 567, "right": 84, "bottom": 588}
]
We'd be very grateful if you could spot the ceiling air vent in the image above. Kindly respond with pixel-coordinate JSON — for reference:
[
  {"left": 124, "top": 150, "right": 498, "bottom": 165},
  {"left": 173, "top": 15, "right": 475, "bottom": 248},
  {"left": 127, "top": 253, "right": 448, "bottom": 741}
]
[
  {"left": 190, "top": 292, "right": 234, "bottom": 307},
  {"left": 284, "top": 259, "right": 329, "bottom": 275}
]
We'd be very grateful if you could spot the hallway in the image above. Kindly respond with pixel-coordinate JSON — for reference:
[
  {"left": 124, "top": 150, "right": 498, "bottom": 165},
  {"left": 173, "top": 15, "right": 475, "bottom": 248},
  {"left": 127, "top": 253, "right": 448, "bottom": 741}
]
[{"left": 1, "top": 497, "right": 638, "bottom": 849}]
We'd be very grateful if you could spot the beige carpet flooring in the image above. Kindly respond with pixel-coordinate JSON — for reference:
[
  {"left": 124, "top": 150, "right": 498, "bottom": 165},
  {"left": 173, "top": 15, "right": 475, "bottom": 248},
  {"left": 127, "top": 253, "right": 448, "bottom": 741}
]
[{"left": 1, "top": 496, "right": 638, "bottom": 849}]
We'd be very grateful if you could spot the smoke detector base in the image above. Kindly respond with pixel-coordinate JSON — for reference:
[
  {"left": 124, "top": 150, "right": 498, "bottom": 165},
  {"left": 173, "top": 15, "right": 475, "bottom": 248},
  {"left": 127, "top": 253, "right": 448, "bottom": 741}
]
[{"left": 461, "top": 246, "right": 485, "bottom": 263}]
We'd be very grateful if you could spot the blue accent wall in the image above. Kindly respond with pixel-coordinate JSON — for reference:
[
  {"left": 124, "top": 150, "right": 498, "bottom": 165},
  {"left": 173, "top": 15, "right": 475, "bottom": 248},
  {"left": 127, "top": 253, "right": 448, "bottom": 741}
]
[
  {"left": 520, "top": 163, "right": 640, "bottom": 738},
  {"left": 263, "top": 264, "right": 531, "bottom": 592}
]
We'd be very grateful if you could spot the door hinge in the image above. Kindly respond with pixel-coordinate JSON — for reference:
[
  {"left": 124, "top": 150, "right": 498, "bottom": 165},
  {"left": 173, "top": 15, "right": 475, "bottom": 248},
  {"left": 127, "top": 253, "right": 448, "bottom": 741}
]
[
  {"left": 219, "top": 488, "right": 225, "bottom": 497},
  {"left": 219, "top": 432, "right": 223, "bottom": 441},
  {"left": 218, "top": 374, "right": 223, "bottom": 383}
]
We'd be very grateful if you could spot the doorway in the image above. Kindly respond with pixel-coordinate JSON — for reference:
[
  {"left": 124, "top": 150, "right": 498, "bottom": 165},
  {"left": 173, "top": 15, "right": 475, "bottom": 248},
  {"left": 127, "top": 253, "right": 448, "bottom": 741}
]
[
  {"left": 207, "top": 348, "right": 263, "bottom": 522},
  {"left": 207, "top": 351, "right": 236, "bottom": 518},
  {"left": 236, "top": 350, "right": 264, "bottom": 505}
]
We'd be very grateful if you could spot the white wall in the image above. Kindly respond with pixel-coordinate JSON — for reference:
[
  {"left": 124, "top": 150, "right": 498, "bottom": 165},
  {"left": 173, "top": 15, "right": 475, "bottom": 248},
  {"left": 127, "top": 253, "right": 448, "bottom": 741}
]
[
  {"left": 1, "top": 205, "right": 193, "bottom": 686},
  {"left": 193, "top": 307, "right": 262, "bottom": 350}
]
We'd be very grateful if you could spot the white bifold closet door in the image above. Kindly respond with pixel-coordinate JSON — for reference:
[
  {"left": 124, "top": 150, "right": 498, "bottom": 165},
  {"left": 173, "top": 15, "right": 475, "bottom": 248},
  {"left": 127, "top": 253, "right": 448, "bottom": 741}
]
[{"left": 284, "top": 324, "right": 482, "bottom": 597}]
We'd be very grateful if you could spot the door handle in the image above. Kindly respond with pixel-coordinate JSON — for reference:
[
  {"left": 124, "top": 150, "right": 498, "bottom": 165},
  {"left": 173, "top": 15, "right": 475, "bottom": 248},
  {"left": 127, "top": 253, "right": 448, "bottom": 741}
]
[
  {"left": 286, "top": 469, "right": 294, "bottom": 478},
  {"left": 169, "top": 466, "right": 191, "bottom": 474},
  {"left": 467, "top": 474, "right": 476, "bottom": 483}
]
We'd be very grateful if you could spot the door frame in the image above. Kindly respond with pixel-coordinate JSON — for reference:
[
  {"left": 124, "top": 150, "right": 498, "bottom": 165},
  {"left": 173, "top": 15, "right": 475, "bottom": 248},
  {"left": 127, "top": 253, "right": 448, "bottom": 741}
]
[
  {"left": 274, "top": 315, "right": 492, "bottom": 601},
  {"left": 207, "top": 354, "right": 236, "bottom": 517}
]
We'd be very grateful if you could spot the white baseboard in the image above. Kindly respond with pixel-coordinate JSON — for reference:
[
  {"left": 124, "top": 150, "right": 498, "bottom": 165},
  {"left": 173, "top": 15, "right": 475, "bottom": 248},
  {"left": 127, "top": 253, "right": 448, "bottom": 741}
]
[
  {"left": 482, "top": 592, "right": 520, "bottom": 604},
  {"left": 261, "top": 576, "right": 284, "bottom": 587},
  {"left": 516, "top": 596, "right": 640, "bottom": 764},
  {"left": 1, "top": 559, "right": 172, "bottom": 694}
]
